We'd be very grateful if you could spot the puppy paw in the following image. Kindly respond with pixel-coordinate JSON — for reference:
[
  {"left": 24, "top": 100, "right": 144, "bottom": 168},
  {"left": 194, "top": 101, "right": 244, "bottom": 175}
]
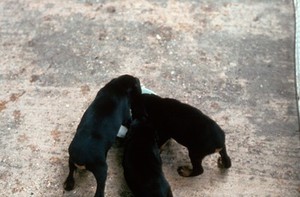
[
  {"left": 177, "top": 166, "right": 193, "bottom": 177},
  {"left": 218, "top": 157, "right": 231, "bottom": 169},
  {"left": 217, "top": 157, "right": 224, "bottom": 168},
  {"left": 63, "top": 179, "right": 75, "bottom": 191}
]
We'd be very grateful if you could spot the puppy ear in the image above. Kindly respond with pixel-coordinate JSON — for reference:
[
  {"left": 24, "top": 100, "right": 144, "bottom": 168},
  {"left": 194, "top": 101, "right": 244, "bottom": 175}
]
[
  {"left": 127, "top": 77, "right": 141, "bottom": 97},
  {"left": 129, "top": 78, "right": 148, "bottom": 119},
  {"left": 133, "top": 77, "right": 142, "bottom": 94}
]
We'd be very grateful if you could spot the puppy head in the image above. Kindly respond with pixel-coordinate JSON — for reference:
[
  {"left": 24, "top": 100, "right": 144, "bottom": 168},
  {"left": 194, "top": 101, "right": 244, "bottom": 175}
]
[
  {"left": 111, "top": 74, "right": 141, "bottom": 95},
  {"left": 110, "top": 75, "right": 146, "bottom": 119}
]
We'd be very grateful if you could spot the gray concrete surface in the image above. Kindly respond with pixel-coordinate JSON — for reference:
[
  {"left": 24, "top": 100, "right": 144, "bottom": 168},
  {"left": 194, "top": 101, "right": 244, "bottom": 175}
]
[
  {"left": 0, "top": 0, "right": 299, "bottom": 196},
  {"left": 295, "top": 0, "right": 300, "bottom": 132}
]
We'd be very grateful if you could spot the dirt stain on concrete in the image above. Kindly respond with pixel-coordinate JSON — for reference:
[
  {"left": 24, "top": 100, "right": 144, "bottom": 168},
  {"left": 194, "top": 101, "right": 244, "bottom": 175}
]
[
  {"left": 10, "top": 92, "right": 25, "bottom": 102},
  {"left": 17, "top": 133, "right": 29, "bottom": 143},
  {"left": 80, "top": 84, "right": 90, "bottom": 95},
  {"left": 0, "top": 101, "right": 8, "bottom": 112},
  {"left": 0, "top": 92, "right": 25, "bottom": 113},
  {"left": 13, "top": 110, "right": 22, "bottom": 124},
  {"left": 51, "top": 128, "right": 61, "bottom": 142}
]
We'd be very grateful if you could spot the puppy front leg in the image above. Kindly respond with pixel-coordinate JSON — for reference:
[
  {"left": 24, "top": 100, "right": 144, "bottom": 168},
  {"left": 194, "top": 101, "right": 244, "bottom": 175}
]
[
  {"left": 64, "top": 158, "right": 76, "bottom": 191},
  {"left": 177, "top": 152, "right": 204, "bottom": 177},
  {"left": 90, "top": 164, "right": 108, "bottom": 197}
]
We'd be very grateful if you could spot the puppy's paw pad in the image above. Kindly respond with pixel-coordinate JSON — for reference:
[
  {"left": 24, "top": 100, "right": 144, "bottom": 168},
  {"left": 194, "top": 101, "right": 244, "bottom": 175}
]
[{"left": 177, "top": 166, "right": 193, "bottom": 177}]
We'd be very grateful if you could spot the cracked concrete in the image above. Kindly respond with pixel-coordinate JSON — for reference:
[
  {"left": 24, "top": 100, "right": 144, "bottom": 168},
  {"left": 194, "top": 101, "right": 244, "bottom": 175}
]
[{"left": 0, "top": 0, "right": 299, "bottom": 196}]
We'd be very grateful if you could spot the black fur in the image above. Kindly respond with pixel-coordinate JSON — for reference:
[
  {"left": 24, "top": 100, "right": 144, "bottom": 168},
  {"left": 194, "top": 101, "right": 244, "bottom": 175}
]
[
  {"left": 123, "top": 119, "right": 173, "bottom": 197},
  {"left": 142, "top": 94, "right": 231, "bottom": 177},
  {"left": 63, "top": 75, "right": 145, "bottom": 197}
]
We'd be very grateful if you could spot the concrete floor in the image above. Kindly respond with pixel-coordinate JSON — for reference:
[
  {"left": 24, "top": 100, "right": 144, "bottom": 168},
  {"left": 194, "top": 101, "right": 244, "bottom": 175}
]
[{"left": 0, "top": 0, "right": 299, "bottom": 196}]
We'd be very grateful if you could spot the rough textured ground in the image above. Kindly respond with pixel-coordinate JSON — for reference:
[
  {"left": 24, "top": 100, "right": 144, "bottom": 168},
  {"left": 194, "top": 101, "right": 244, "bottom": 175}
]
[{"left": 0, "top": 0, "right": 299, "bottom": 196}]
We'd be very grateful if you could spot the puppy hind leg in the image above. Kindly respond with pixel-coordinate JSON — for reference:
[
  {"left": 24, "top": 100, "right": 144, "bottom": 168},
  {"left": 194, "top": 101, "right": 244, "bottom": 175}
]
[
  {"left": 64, "top": 158, "right": 76, "bottom": 191},
  {"left": 190, "top": 155, "right": 205, "bottom": 176},
  {"left": 177, "top": 153, "right": 205, "bottom": 177},
  {"left": 89, "top": 164, "right": 108, "bottom": 197},
  {"left": 218, "top": 146, "right": 231, "bottom": 169}
]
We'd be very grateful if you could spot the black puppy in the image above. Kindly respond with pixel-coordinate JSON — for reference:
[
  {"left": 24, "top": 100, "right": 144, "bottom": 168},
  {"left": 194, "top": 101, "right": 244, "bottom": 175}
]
[
  {"left": 64, "top": 75, "right": 145, "bottom": 197},
  {"left": 123, "top": 119, "right": 173, "bottom": 197},
  {"left": 142, "top": 94, "right": 231, "bottom": 177}
]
